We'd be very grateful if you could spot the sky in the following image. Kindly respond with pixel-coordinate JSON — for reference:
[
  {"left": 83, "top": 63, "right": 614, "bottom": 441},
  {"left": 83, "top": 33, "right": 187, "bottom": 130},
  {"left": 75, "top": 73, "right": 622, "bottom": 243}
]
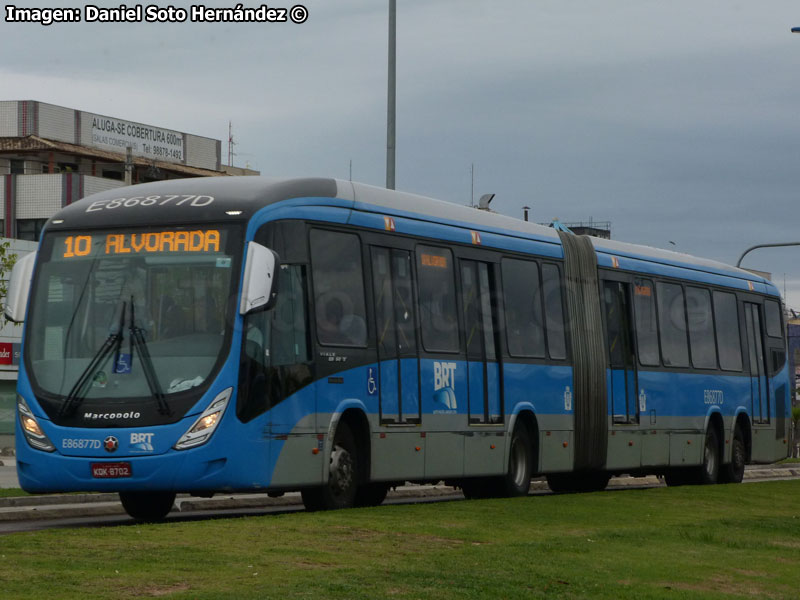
[{"left": 3, "top": 1, "right": 800, "bottom": 306}]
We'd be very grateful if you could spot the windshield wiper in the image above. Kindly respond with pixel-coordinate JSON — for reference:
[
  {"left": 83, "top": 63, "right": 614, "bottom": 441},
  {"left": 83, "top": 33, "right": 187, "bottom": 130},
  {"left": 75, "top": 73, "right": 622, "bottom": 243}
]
[
  {"left": 59, "top": 302, "right": 126, "bottom": 417},
  {"left": 129, "top": 298, "right": 171, "bottom": 416}
]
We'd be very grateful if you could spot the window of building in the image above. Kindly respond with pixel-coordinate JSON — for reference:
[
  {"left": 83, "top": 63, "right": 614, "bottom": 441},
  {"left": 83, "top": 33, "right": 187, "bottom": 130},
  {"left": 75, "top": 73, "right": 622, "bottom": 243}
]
[
  {"left": 541, "top": 263, "right": 566, "bottom": 360},
  {"left": 310, "top": 230, "right": 367, "bottom": 347},
  {"left": 9, "top": 159, "right": 24, "bottom": 175},
  {"left": 102, "top": 169, "right": 123, "bottom": 181},
  {"left": 713, "top": 291, "right": 743, "bottom": 371},
  {"left": 17, "top": 219, "right": 47, "bottom": 242},
  {"left": 633, "top": 278, "right": 660, "bottom": 366},
  {"left": 502, "top": 258, "right": 545, "bottom": 358},
  {"left": 416, "top": 245, "right": 459, "bottom": 353},
  {"left": 656, "top": 281, "right": 689, "bottom": 367},
  {"left": 686, "top": 286, "right": 717, "bottom": 369}
]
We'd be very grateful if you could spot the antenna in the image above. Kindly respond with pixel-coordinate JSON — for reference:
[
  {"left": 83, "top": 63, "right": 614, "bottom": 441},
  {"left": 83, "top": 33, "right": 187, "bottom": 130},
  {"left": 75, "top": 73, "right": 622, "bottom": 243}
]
[
  {"left": 227, "top": 121, "right": 237, "bottom": 167},
  {"left": 470, "top": 163, "right": 474, "bottom": 206}
]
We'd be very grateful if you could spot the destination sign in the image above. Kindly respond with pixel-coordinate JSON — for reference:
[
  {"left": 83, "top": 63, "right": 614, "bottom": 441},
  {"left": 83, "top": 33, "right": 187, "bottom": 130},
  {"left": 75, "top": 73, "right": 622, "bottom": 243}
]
[{"left": 57, "top": 229, "right": 223, "bottom": 259}]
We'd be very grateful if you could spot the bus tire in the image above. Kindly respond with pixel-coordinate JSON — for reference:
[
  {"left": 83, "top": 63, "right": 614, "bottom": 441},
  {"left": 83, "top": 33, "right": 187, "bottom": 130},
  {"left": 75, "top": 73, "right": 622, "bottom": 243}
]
[
  {"left": 354, "top": 482, "right": 390, "bottom": 507},
  {"left": 301, "top": 422, "right": 358, "bottom": 511},
  {"left": 719, "top": 425, "right": 746, "bottom": 484},
  {"left": 119, "top": 491, "right": 176, "bottom": 521},
  {"left": 500, "top": 422, "right": 534, "bottom": 496},
  {"left": 698, "top": 427, "right": 720, "bottom": 485}
]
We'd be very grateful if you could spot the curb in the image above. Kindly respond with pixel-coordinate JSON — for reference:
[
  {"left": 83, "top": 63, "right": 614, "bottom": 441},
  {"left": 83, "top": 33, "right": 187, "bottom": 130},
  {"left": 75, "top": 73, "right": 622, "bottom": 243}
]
[{"left": 0, "top": 469, "right": 797, "bottom": 522}]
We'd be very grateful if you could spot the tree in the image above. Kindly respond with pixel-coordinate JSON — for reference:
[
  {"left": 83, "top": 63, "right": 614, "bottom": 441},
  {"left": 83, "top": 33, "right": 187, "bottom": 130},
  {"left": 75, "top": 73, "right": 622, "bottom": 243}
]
[{"left": 0, "top": 239, "right": 18, "bottom": 326}]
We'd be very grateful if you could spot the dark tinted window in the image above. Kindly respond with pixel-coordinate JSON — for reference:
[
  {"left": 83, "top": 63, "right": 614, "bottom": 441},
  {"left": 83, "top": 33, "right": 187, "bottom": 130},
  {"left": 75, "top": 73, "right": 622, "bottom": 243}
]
[
  {"left": 542, "top": 264, "right": 566, "bottom": 360},
  {"left": 633, "top": 278, "right": 660, "bottom": 366},
  {"left": 686, "top": 287, "right": 716, "bottom": 369},
  {"left": 416, "top": 245, "right": 459, "bottom": 353},
  {"left": 764, "top": 300, "right": 782, "bottom": 338},
  {"left": 310, "top": 230, "right": 367, "bottom": 346},
  {"left": 502, "top": 259, "right": 545, "bottom": 358},
  {"left": 656, "top": 282, "right": 689, "bottom": 367},
  {"left": 713, "top": 291, "right": 743, "bottom": 371}
]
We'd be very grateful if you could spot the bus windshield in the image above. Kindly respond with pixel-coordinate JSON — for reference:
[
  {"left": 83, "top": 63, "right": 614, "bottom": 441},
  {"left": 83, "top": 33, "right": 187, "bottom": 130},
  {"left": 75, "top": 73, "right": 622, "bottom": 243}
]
[{"left": 25, "top": 225, "right": 241, "bottom": 406}]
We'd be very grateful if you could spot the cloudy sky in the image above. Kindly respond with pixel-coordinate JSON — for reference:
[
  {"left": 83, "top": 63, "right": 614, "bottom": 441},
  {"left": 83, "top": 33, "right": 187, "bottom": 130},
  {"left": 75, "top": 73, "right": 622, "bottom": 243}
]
[{"left": 3, "top": 1, "right": 800, "bottom": 305}]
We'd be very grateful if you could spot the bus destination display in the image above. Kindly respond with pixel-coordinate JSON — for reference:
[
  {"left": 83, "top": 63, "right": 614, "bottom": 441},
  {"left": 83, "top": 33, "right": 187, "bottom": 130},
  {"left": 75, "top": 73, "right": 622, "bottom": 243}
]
[{"left": 58, "top": 229, "right": 223, "bottom": 259}]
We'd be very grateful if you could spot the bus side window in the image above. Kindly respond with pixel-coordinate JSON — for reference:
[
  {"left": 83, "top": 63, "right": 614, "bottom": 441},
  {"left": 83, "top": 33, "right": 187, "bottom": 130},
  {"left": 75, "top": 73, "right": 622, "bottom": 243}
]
[
  {"left": 238, "top": 264, "right": 311, "bottom": 422},
  {"left": 712, "top": 291, "right": 743, "bottom": 371},
  {"left": 416, "top": 245, "right": 459, "bottom": 353},
  {"left": 764, "top": 300, "right": 783, "bottom": 339},
  {"left": 656, "top": 282, "right": 689, "bottom": 368},
  {"left": 271, "top": 265, "right": 310, "bottom": 366},
  {"left": 542, "top": 263, "right": 566, "bottom": 360},
  {"left": 309, "top": 230, "right": 368, "bottom": 347},
  {"left": 501, "top": 258, "right": 545, "bottom": 358},
  {"left": 633, "top": 278, "right": 660, "bottom": 366},
  {"left": 686, "top": 286, "right": 717, "bottom": 369}
]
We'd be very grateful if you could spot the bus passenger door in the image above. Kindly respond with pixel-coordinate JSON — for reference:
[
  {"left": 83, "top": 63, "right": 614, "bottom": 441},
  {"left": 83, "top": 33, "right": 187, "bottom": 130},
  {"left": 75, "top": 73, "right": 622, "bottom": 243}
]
[
  {"left": 460, "top": 260, "right": 501, "bottom": 425},
  {"left": 744, "top": 302, "right": 769, "bottom": 424},
  {"left": 371, "top": 247, "right": 420, "bottom": 423},
  {"left": 603, "top": 281, "right": 638, "bottom": 424}
]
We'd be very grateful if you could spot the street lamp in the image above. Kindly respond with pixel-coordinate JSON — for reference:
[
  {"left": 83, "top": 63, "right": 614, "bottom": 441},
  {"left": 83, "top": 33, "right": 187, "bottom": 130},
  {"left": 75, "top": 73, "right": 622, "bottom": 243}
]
[
  {"left": 736, "top": 242, "right": 800, "bottom": 268},
  {"left": 386, "top": 0, "right": 396, "bottom": 190}
]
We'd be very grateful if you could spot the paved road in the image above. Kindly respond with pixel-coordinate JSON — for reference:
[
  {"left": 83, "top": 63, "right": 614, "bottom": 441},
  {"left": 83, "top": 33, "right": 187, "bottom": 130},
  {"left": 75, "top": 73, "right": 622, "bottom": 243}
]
[{"left": 0, "top": 460, "right": 18, "bottom": 489}]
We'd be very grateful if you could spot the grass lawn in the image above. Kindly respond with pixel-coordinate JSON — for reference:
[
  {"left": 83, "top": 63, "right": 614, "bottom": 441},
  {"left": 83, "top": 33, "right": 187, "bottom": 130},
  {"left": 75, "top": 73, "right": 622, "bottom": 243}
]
[
  {"left": 1, "top": 480, "right": 799, "bottom": 599},
  {"left": 0, "top": 488, "right": 29, "bottom": 498}
]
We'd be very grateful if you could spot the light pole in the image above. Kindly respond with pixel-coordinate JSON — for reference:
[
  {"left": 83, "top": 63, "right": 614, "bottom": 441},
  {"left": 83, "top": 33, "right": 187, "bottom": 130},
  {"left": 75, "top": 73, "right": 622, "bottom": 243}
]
[
  {"left": 386, "top": 0, "right": 396, "bottom": 190},
  {"left": 736, "top": 242, "right": 800, "bottom": 268}
]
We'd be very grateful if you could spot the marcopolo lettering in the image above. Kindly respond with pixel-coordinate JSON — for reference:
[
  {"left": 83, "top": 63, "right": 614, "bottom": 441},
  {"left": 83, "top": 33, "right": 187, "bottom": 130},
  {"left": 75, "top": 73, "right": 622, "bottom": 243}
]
[{"left": 83, "top": 412, "right": 141, "bottom": 420}]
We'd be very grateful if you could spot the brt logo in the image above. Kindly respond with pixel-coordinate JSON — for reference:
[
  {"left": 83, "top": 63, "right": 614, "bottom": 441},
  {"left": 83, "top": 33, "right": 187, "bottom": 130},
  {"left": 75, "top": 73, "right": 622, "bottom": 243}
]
[{"left": 434, "top": 362, "right": 457, "bottom": 391}]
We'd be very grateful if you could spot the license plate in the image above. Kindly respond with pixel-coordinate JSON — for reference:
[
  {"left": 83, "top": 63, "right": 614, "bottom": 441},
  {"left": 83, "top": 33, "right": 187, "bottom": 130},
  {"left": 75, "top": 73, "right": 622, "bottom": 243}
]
[{"left": 91, "top": 462, "right": 132, "bottom": 478}]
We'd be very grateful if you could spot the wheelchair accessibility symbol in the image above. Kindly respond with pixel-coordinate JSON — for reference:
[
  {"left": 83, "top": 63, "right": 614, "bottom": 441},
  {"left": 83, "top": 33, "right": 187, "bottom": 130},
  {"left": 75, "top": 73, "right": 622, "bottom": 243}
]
[
  {"left": 367, "top": 367, "right": 377, "bottom": 396},
  {"left": 114, "top": 353, "right": 132, "bottom": 374}
]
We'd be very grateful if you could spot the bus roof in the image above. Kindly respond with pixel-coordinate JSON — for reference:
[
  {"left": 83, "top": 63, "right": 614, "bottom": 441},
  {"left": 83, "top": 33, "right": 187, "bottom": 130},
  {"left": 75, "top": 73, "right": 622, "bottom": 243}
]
[{"left": 48, "top": 176, "right": 769, "bottom": 288}]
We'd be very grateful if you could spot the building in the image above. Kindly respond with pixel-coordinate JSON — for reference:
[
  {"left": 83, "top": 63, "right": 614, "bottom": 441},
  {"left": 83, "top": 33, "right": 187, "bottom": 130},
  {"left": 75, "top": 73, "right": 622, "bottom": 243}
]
[
  {"left": 0, "top": 100, "right": 257, "bottom": 449},
  {"left": 0, "top": 100, "right": 258, "bottom": 241}
]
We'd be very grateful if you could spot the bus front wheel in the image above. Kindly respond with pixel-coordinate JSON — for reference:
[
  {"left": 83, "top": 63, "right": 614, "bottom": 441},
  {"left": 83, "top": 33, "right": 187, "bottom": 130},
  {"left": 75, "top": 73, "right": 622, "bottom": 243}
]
[
  {"left": 119, "top": 491, "right": 176, "bottom": 521},
  {"left": 302, "top": 422, "right": 358, "bottom": 511}
]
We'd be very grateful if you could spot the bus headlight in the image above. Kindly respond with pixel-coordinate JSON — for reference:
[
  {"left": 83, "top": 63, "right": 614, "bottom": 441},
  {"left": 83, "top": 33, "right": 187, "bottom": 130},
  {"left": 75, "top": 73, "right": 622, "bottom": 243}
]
[
  {"left": 174, "top": 388, "right": 232, "bottom": 450},
  {"left": 18, "top": 396, "right": 55, "bottom": 452}
]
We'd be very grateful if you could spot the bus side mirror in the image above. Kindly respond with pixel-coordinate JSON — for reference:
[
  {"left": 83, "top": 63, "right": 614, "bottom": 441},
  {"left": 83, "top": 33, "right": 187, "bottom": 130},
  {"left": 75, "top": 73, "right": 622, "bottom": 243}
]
[
  {"left": 4, "top": 252, "right": 37, "bottom": 323},
  {"left": 239, "top": 242, "right": 280, "bottom": 315}
]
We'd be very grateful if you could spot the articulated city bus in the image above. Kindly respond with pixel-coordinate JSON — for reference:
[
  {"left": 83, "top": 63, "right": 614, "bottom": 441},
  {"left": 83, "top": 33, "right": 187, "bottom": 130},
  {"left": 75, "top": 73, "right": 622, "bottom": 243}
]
[{"left": 6, "top": 177, "right": 790, "bottom": 520}]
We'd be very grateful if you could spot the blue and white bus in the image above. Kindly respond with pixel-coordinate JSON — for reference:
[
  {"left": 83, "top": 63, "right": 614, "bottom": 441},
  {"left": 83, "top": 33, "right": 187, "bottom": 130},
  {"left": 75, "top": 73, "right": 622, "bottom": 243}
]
[{"left": 6, "top": 177, "right": 790, "bottom": 519}]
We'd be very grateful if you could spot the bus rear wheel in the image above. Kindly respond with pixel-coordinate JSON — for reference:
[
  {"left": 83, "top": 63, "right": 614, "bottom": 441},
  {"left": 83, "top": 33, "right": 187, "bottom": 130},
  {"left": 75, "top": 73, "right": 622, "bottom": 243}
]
[
  {"left": 119, "top": 491, "right": 176, "bottom": 521},
  {"left": 719, "top": 425, "right": 746, "bottom": 484},
  {"left": 698, "top": 427, "right": 720, "bottom": 485},
  {"left": 302, "top": 422, "right": 358, "bottom": 511},
  {"left": 500, "top": 422, "right": 534, "bottom": 496}
]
